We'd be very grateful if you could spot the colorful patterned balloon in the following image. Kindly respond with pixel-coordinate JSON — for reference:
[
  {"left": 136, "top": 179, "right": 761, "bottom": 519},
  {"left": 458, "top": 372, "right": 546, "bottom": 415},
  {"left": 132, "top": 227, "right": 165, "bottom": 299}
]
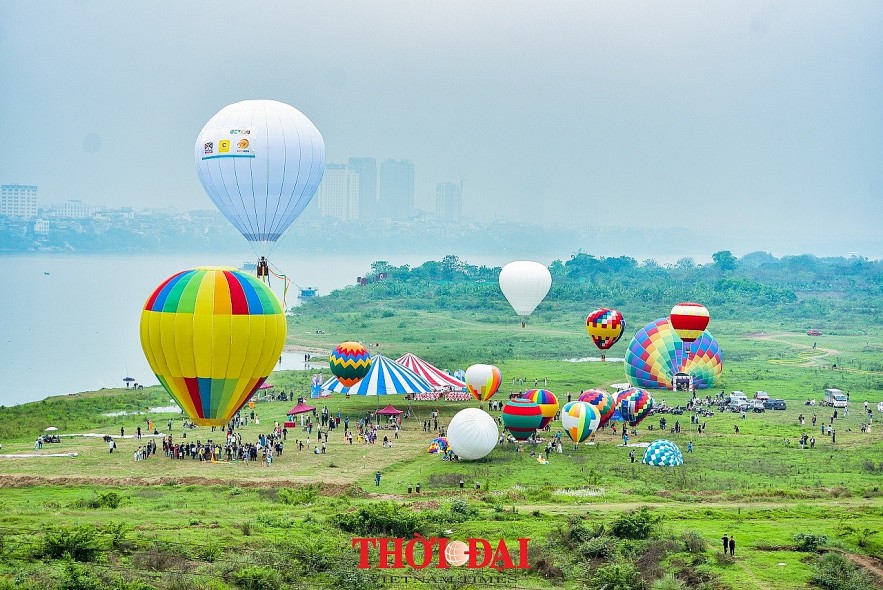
[
  {"left": 669, "top": 302, "right": 710, "bottom": 343},
  {"left": 561, "top": 401, "right": 601, "bottom": 443},
  {"left": 329, "top": 342, "right": 372, "bottom": 387},
  {"left": 501, "top": 398, "right": 543, "bottom": 440},
  {"left": 578, "top": 389, "right": 615, "bottom": 426},
  {"left": 140, "top": 267, "right": 286, "bottom": 427},
  {"left": 617, "top": 387, "right": 654, "bottom": 427},
  {"left": 466, "top": 364, "right": 502, "bottom": 402},
  {"left": 523, "top": 389, "right": 559, "bottom": 429},
  {"left": 585, "top": 308, "right": 626, "bottom": 350},
  {"left": 624, "top": 318, "right": 723, "bottom": 389},
  {"left": 642, "top": 439, "right": 684, "bottom": 466}
]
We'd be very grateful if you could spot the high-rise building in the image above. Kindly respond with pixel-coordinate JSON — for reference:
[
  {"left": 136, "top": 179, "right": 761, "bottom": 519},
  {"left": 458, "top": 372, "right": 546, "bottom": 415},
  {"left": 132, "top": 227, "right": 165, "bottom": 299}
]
[
  {"left": 348, "top": 157, "right": 377, "bottom": 220},
  {"left": 0, "top": 184, "right": 38, "bottom": 218},
  {"left": 316, "top": 164, "right": 360, "bottom": 221},
  {"left": 436, "top": 182, "right": 462, "bottom": 223},
  {"left": 379, "top": 159, "right": 414, "bottom": 219}
]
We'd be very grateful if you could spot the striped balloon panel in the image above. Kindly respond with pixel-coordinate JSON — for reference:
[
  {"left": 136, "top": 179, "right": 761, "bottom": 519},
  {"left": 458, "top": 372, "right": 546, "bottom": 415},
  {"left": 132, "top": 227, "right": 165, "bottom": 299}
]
[
  {"left": 523, "top": 389, "right": 559, "bottom": 429},
  {"left": 501, "top": 398, "right": 544, "bottom": 440},
  {"left": 578, "top": 389, "right": 615, "bottom": 425},
  {"left": 561, "top": 401, "right": 601, "bottom": 443},
  {"left": 330, "top": 342, "right": 372, "bottom": 387},
  {"left": 669, "top": 302, "right": 710, "bottom": 343},
  {"left": 140, "top": 268, "right": 286, "bottom": 426}
]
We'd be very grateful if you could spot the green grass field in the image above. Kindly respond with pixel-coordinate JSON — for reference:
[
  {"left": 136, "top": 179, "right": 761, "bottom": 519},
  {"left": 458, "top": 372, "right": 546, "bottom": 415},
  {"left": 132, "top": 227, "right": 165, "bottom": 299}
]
[{"left": 1, "top": 316, "right": 882, "bottom": 590}]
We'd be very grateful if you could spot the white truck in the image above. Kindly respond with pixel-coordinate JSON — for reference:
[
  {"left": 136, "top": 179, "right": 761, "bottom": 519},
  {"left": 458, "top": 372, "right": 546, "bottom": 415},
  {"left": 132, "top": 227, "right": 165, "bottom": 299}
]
[
  {"left": 729, "top": 391, "right": 750, "bottom": 411},
  {"left": 823, "top": 388, "right": 848, "bottom": 408}
]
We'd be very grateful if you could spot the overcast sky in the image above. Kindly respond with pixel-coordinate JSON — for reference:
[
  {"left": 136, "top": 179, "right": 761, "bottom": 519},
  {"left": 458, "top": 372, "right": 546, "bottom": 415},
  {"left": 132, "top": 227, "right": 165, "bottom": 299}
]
[{"left": 1, "top": 1, "right": 881, "bottom": 255}]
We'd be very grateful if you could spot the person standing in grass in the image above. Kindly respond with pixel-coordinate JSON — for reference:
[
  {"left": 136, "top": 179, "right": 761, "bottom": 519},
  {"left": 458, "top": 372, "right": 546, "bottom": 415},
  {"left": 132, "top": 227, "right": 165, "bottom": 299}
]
[
  {"left": 375, "top": 471, "right": 381, "bottom": 486},
  {"left": 729, "top": 536, "right": 735, "bottom": 556},
  {"left": 722, "top": 534, "right": 728, "bottom": 554}
]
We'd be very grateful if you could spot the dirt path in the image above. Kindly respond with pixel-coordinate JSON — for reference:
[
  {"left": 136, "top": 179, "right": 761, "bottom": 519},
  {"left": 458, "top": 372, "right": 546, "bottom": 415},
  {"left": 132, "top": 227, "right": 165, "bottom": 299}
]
[
  {"left": 841, "top": 551, "right": 883, "bottom": 588},
  {"left": 749, "top": 333, "right": 840, "bottom": 366}
]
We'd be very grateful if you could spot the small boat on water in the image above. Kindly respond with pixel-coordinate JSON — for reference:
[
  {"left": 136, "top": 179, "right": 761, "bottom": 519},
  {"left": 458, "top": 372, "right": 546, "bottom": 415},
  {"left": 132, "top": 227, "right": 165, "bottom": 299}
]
[{"left": 298, "top": 287, "right": 318, "bottom": 299}]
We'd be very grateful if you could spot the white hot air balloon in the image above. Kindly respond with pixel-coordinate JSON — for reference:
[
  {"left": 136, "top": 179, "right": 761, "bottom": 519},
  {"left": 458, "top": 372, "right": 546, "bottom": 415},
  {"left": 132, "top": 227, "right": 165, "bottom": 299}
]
[
  {"left": 498, "top": 261, "right": 552, "bottom": 327},
  {"left": 446, "top": 408, "right": 499, "bottom": 460},
  {"left": 194, "top": 100, "right": 325, "bottom": 256}
]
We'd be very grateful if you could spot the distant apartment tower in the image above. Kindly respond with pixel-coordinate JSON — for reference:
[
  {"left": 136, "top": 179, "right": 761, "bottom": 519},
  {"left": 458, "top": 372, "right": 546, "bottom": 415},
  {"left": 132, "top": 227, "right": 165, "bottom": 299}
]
[
  {"left": 436, "top": 182, "right": 462, "bottom": 223},
  {"left": 348, "top": 157, "right": 377, "bottom": 220},
  {"left": 317, "top": 163, "right": 360, "bottom": 221},
  {"left": 0, "top": 184, "right": 38, "bottom": 217},
  {"left": 379, "top": 159, "right": 414, "bottom": 219}
]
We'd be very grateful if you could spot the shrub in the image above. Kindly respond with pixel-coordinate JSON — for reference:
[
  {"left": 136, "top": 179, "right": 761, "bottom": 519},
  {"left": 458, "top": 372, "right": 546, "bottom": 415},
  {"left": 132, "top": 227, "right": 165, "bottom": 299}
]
[
  {"left": 610, "top": 507, "right": 660, "bottom": 540},
  {"left": 653, "top": 573, "right": 686, "bottom": 590},
  {"left": 38, "top": 526, "right": 102, "bottom": 562},
  {"left": 581, "top": 535, "right": 619, "bottom": 559},
  {"left": 236, "top": 521, "right": 255, "bottom": 536},
  {"left": 332, "top": 502, "right": 427, "bottom": 537},
  {"left": 230, "top": 566, "right": 282, "bottom": 590},
  {"left": 811, "top": 552, "right": 875, "bottom": 590},
  {"left": 588, "top": 561, "right": 645, "bottom": 590},
  {"left": 682, "top": 531, "right": 707, "bottom": 553},
  {"left": 794, "top": 533, "right": 828, "bottom": 553},
  {"left": 449, "top": 499, "right": 477, "bottom": 522},
  {"left": 59, "top": 560, "right": 103, "bottom": 590},
  {"left": 562, "top": 515, "right": 600, "bottom": 548},
  {"left": 278, "top": 486, "right": 317, "bottom": 506},
  {"left": 72, "top": 491, "right": 124, "bottom": 510}
]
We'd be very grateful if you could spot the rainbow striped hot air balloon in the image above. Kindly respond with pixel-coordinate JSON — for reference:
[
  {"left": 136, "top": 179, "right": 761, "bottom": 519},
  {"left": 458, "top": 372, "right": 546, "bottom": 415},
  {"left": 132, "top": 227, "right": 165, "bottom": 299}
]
[
  {"left": 523, "top": 389, "right": 559, "bottom": 429},
  {"left": 139, "top": 267, "right": 286, "bottom": 427},
  {"left": 561, "top": 401, "right": 601, "bottom": 443},
  {"left": 624, "top": 318, "right": 723, "bottom": 389},
  {"left": 578, "top": 389, "right": 615, "bottom": 426},
  {"left": 501, "top": 398, "right": 543, "bottom": 441},
  {"left": 585, "top": 308, "right": 626, "bottom": 350},
  {"left": 617, "top": 387, "right": 654, "bottom": 427},
  {"left": 329, "top": 342, "right": 372, "bottom": 387},
  {"left": 466, "top": 364, "right": 502, "bottom": 402}
]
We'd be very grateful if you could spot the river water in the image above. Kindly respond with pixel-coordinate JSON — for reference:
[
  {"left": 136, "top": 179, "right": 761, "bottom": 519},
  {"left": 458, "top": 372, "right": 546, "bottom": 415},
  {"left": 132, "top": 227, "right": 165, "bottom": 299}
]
[{"left": 0, "top": 251, "right": 708, "bottom": 406}]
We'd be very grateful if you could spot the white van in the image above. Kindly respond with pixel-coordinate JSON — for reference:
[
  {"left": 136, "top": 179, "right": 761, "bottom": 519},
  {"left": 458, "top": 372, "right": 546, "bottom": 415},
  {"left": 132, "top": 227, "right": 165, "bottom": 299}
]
[{"left": 823, "top": 388, "right": 848, "bottom": 408}]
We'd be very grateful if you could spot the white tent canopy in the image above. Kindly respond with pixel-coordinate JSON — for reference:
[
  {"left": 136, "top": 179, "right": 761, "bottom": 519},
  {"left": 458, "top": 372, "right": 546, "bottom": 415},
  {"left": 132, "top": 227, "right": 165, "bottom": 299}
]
[{"left": 320, "top": 354, "right": 433, "bottom": 396}]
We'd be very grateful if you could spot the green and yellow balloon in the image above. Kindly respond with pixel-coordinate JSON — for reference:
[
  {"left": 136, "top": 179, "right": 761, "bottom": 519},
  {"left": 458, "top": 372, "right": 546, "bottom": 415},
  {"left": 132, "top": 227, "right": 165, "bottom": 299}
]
[{"left": 139, "top": 267, "right": 286, "bottom": 426}]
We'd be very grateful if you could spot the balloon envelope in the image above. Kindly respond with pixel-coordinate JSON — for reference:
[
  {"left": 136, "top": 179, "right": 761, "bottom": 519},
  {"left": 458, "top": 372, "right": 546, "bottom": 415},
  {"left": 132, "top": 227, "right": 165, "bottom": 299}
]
[
  {"left": 642, "top": 439, "right": 684, "bottom": 466},
  {"left": 465, "top": 364, "right": 502, "bottom": 402},
  {"left": 194, "top": 100, "right": 325, "bottom": 252},
  {"left": 139, "top": 267, "right": 286, "bottom": 426},
  {"left": 586, "top": 308, "right": 626, "bottom": 350},
  {"left": 561, "top": 401, "right": 601, "bottom": 443},
  {"left": 523, "top": 389, "right": 559, "bottom": 429},
  {"left": 501, "top": 398, "right": 543, "bottom": 440},
  {"left": 624, "top": 318, "right": 723, "bottom": 389},
  {"left": 446, "top": 408, "right": 499, "bottom": 460},
  {"left": 669, "top": 302, "right": 710, "bottom": 343},
  {"left": 329, "top": 342, "right": 372, "bottom": 387},
  {"left": 498, "top": 261, "right": 552, "bottom": 318},
  {"left": 579, "top": 389, "right": 616, "bottom": 426},
  {"left": 617, "top": 387, "right": 654, "bottom": 427}
]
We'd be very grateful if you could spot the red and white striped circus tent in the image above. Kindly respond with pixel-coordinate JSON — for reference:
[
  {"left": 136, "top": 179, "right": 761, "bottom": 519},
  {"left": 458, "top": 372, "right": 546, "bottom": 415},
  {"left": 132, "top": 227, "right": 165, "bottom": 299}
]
[{"left": 395, "top": 353, "right": 466, "bottom": 391}]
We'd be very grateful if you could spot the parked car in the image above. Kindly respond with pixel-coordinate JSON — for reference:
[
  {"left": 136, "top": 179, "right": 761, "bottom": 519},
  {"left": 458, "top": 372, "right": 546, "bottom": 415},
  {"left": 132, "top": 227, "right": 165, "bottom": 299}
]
[
  {"left": 763, "top": 399, "right": 775, "bottom": 410},
  {"left": 807, "top": 329, "right": 822, "bottom": 336},
  {"left": 754, "top": 391, "right": 770, "bottom": 401},
  {"left": 752, "top": 400, "right": 766, "bottom": 412},
  {"left": 729, "top": 391, "right": 748, "bottom": 406},
  {"left": 770, "top": 399, "right": 787, "bottom": 410}
]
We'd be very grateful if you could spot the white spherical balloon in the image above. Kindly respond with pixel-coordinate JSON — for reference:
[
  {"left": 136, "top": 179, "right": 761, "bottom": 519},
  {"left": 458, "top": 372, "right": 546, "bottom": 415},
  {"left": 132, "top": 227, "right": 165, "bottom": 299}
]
[{"left": 446, "top": 408, "right": 498, "bottom": 460}]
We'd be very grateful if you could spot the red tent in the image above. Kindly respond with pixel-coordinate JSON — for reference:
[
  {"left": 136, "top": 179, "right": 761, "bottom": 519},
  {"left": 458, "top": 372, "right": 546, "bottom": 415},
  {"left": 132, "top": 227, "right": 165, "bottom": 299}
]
[
  {"left": 287, "top": 402, "right": 316, "bottom": 416},
  {"left": 376, "top": 404, "right": 403, "bottom": 416}
]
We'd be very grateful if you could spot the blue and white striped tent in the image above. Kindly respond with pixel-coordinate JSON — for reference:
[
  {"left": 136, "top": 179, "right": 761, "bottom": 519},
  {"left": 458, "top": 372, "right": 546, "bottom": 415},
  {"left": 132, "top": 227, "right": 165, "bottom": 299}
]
[{"left": 320, "top": 354, "right": 433, "bottom": 396}]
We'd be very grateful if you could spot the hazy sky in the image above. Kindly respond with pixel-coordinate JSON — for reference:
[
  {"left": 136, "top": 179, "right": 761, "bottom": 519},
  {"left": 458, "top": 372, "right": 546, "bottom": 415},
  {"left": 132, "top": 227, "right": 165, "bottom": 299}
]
[{"left": 1, "top": 1, "right": 881, "bottom": 254}]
